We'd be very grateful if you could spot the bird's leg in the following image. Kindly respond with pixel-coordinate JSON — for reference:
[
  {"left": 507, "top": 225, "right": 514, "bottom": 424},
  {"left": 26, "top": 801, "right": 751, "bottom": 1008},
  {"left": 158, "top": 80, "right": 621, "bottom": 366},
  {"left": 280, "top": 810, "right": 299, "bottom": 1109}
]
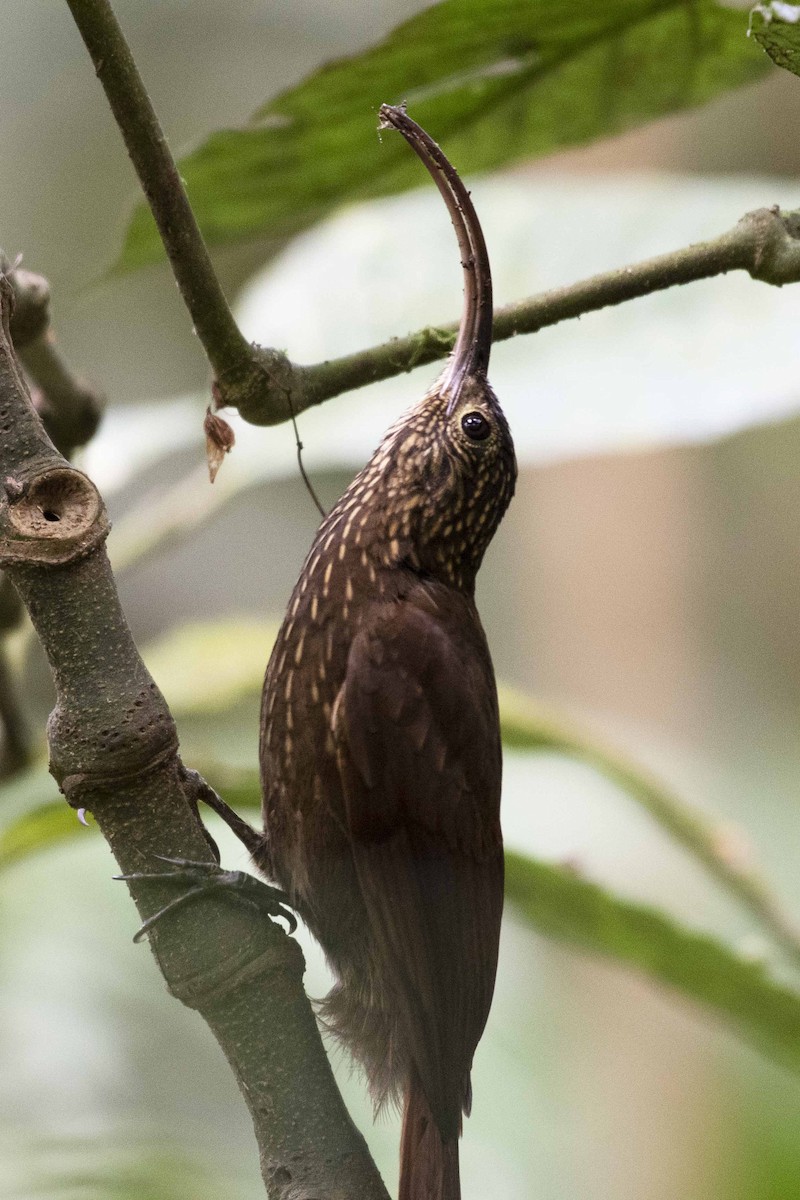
[
  {"left": 115, "top": 854, "right": 297, "bottom": 943},
  {"left": 178, "top": 765, "right": 221, "bottom": 863},
  {"left": 180, "top": 765, "right": 265, "bottom": 859}
]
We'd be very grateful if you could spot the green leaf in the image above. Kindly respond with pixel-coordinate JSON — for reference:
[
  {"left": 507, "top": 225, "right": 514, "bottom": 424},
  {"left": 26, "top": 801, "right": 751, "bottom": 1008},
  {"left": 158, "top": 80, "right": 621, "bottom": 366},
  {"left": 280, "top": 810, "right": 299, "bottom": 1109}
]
[
  {"left": 499, "top": 685, "right": 800, "bottom": 968},
  {"left": 117, "top": 0, "right": 767, "bottom": 270},
  {"left": 9, "top": 792, "right": 800, "bottom": 1078},
  {"left": 0, "top": 765, "right": 260, "bottom": 876},
  {"left": 505, "top": 850, "right": 800, "bottom": 1075},
  {"left": 7, "top": 771, "right": 800, "bottom": 1080},
  {"left": 0, "top": 799, "right": 88, "bottom": 871},
  {"left": 750, "top": 3, "right": 800, "bottom": 74}
]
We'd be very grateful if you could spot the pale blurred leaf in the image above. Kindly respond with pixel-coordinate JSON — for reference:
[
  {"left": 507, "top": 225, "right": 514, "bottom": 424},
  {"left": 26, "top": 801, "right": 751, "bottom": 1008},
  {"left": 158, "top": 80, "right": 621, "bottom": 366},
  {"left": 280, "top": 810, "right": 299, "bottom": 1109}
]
[
  {"left": 505, "top": 850, "right": 800, "bottom": 1075},
  {"left": 141, "top": 619, "right": 278, "bottom": 717},
  {"left": 236, "top": 176, "right": 800, "bottom": 465},
  {"left": 92, "top": 175, "right": 800, "bottom": 518},
  {"left": 116, "top": 0, "right": 766, "bottom": 269},
  {"left": 82, "top": 397, "right": 199, "bottom": 495}
]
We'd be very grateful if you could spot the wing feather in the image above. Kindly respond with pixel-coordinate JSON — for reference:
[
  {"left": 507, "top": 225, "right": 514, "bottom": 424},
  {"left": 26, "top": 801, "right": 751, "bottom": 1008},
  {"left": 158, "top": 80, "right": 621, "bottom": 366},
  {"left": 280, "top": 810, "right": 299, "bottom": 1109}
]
[{"left": 333, "top": 596, "right": 503, "bottom": 1137}]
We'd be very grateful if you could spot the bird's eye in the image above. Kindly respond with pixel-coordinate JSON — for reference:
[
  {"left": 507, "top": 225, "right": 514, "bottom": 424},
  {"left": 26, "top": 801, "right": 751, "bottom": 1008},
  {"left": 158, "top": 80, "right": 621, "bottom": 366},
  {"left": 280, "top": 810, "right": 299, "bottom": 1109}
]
[{"left": 461, "top": 411, "right": 491, "bottom": 441}]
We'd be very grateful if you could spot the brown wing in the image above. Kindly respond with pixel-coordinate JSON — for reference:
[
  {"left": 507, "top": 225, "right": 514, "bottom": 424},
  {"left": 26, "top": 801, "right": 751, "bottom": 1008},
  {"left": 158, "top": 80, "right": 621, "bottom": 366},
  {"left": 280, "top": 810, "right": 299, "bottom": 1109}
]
[{"left": 332, "top": 595, "right": 504, "bottom": 1139}]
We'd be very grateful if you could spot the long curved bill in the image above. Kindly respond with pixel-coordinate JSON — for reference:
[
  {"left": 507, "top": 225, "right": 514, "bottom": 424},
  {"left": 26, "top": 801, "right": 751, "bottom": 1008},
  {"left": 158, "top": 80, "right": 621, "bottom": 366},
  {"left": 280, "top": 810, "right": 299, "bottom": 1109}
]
[{"left": 378, "top": 104, "right": 493, "bottom": 414}]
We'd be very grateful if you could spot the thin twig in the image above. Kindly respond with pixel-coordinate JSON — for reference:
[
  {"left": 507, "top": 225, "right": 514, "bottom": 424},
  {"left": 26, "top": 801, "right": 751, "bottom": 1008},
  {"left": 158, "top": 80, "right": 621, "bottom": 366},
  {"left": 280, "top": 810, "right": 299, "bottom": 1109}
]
[
  {"left": 296, "top": 210, "right": 781, "bottom": 411},
  {"left": 21, "top": 333, "right": 105, "bottom": 459},
  {"left": 6, "top": 261, "right": 105, "bottom": 459},
  {"left": 286, "top": 390, "right": 326, "bottom": 519},
  {"left": 0, "top": 643, "right": 32, "bottom": 780}
]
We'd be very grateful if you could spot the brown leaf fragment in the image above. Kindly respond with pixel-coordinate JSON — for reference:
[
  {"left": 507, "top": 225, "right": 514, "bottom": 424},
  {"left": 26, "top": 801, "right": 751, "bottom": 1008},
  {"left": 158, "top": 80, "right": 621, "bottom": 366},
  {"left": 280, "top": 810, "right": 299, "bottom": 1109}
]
[{"left": 204, "top": 407, "right": 235, "bottom": 483}]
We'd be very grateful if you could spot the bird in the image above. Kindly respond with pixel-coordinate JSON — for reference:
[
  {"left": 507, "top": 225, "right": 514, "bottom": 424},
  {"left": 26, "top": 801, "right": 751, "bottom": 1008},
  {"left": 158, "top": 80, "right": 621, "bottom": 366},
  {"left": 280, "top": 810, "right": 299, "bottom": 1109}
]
[{"left": 193, "top": 104, "right": 516, "bottom": 1200}]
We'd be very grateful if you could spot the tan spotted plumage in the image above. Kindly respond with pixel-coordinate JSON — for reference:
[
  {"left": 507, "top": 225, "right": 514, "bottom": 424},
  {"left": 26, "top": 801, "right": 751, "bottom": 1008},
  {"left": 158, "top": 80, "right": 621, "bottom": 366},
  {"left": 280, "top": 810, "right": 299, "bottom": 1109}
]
[{"left": 214, "top": 107, "right": 517, "bottom": 1200}]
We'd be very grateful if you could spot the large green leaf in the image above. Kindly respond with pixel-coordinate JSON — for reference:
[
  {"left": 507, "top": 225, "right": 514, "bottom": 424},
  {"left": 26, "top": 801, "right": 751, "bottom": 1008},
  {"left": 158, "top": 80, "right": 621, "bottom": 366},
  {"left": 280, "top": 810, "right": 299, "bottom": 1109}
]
[
  {"left": 505, "top": 851, "right": 800, "bottom": 1075},
  {"left": 117, "top": 0, "right": 767, "bottom": 270}
]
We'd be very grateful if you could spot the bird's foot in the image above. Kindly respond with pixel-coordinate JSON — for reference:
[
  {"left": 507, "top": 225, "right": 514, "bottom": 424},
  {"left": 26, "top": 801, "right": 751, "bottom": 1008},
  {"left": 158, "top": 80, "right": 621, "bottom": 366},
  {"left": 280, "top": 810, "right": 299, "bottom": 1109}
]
[{"left": 114, "top": 855, "right": 297, "bottom": 943}]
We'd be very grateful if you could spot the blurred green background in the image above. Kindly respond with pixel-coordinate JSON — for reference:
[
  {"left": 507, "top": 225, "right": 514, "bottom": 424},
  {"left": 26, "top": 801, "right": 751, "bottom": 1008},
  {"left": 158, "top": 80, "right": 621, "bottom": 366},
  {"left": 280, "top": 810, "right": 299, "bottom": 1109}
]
[{"left": 4, "top": 1, "right": 800, "bottom": 1196}]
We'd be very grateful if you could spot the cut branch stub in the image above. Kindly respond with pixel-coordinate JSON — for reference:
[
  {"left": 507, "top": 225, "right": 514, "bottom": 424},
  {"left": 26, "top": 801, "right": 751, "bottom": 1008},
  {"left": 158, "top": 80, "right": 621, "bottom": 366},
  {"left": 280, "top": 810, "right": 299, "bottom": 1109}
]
[
  {"left": 0, "top": 464, "right": 108, "bottom": 566},
  {"left": 7, "top": 266, "right": 51, "bottom": 349}
]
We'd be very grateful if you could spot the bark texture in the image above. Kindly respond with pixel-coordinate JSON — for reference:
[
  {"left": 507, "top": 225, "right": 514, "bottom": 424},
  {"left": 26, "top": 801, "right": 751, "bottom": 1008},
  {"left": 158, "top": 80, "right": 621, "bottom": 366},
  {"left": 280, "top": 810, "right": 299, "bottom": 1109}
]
[{"left": 0, "top": 272, "right": 388, "bottom": 1200}]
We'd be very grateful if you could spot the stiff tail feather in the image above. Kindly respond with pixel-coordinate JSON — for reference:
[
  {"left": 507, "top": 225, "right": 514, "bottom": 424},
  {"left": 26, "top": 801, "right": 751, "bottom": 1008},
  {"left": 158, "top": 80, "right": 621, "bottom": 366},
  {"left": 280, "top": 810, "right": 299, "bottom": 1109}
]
[{"left": 400, "top": 1075, "right": 460, "bottom": 1200}]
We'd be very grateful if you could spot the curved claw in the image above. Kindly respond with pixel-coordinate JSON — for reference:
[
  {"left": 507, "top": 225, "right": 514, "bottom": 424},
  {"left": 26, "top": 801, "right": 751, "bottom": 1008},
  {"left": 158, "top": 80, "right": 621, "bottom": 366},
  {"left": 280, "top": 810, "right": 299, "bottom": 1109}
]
[
  {"left": 379, "top": 103, "right": 493, "bottom": 409},
  {"left": 132, "top": 886, "right": 207, "bottom": 943},
  {"left": 152, "top": 853, "right": 220, "bottom": 872},
  {"left": 271, "top": 898, "right": 298, "bottom": 936}
]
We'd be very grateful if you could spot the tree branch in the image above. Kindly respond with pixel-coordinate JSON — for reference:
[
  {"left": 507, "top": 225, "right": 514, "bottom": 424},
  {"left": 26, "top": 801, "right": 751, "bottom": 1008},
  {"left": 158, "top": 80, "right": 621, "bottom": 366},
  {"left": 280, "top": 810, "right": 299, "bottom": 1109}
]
[
  {"left": 294, "top": 206, "right": 800, "bottom": 416},
  {"left": 0, "top": 260, "right": 108, "bottom": 782},
  {"left": 64, "top": 0, "right": 262, "bottom": 402},
  {"left": 66, "top": 3, "right": 800, "bottom": 431},
  {"left": 0, "top": 273, "right": 388, "bottom": 1200}
]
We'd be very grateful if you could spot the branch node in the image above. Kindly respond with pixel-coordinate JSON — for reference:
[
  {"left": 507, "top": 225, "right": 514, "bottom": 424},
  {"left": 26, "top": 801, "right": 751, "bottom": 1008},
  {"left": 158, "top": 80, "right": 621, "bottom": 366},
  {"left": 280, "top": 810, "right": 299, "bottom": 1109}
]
[
  {"left": 741, "top": 206, "right": 800, "bottom": 285},
  {"left": 214, "top": 344, "right": 300, "bottom": 426},
  {"left": 406, "top": 325, "right": 455, "bottom": 372},
  {"left": 54, "top": 730, "right": 180, "bottom": 809},
  {"left": 7, "top": 266, "right": 51, "bottom": 349}
]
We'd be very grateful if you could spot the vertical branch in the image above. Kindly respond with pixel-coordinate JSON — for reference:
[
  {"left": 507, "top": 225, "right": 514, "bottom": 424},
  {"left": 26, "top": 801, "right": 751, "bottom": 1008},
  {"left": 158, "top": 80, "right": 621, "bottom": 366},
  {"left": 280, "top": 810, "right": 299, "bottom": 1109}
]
[
  {"left": 0, "top": 259, "right": 108, "bottom": 783},
  {"left": 0, "top": 273, "right": 389, "bottom": 1199}
]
